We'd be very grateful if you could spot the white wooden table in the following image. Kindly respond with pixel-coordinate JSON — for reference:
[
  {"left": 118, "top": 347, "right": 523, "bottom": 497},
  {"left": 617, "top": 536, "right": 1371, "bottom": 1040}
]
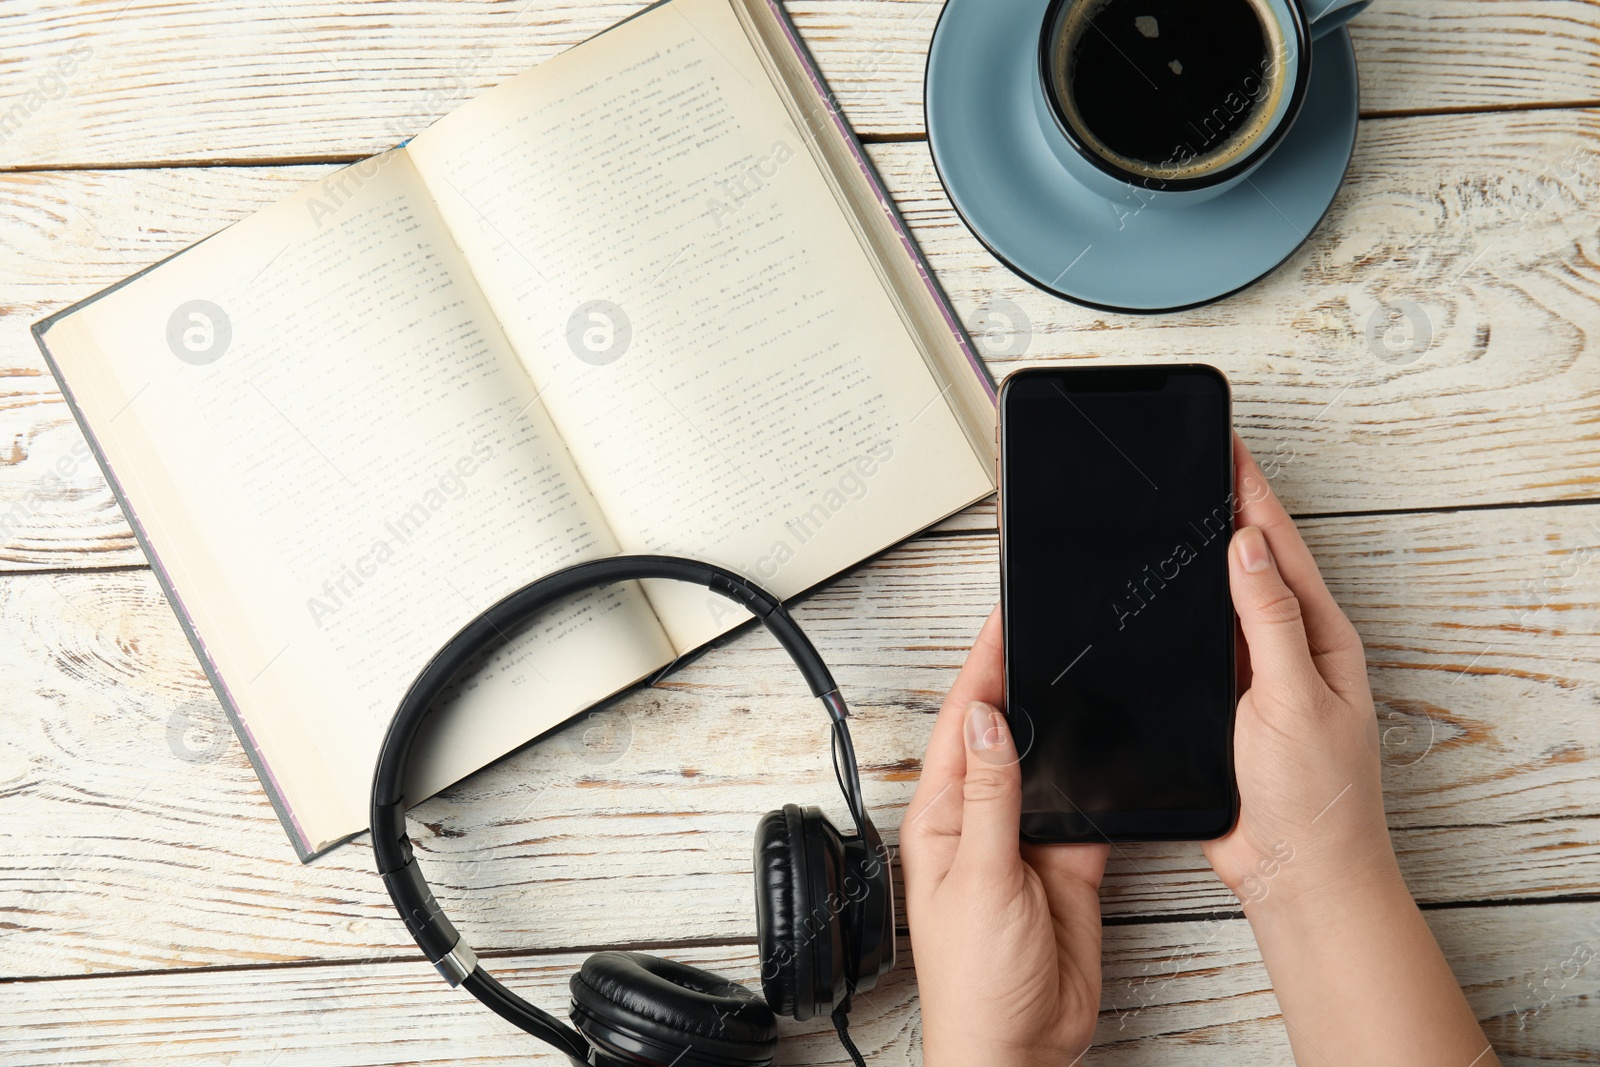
[{"left": 3, "top": 2, "right": 1598, "bottom": 1063}]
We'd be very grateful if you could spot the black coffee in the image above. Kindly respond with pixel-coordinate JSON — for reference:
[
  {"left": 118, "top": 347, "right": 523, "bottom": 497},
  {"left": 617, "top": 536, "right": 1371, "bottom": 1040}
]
[{"left": 1050, "top": 0, "right": 1285, "bottom": 179}]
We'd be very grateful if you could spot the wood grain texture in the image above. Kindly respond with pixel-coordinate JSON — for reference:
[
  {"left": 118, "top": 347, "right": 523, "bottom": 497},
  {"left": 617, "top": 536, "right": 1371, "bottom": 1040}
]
[
  {"left": 4, "top": 2, "right": 1599, "bottom": 1057},
  {"left": 2, "top": 904, "right": 1596, "bottom": 1066},
  {"left": 5, "top": 104, "right": 1600, "bottom": 569},
  {"left": 1349, "top": 0, "right": 1600, "bottom": 115},
  {"left": 1, "top": 1, "right": 1598, "bottom": 167},
  {"left": 3, "top": 503, "right": 1595, "bottom": 978}
]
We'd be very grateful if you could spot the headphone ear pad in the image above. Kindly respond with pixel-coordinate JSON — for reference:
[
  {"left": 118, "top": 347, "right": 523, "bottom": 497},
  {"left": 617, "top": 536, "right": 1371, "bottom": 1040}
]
[
  {"left": 753, "top": 803, "right": 847, "bottom": 1021},
  {"left": 569, "top": 952, "right": 776, "bottom": 1067}
]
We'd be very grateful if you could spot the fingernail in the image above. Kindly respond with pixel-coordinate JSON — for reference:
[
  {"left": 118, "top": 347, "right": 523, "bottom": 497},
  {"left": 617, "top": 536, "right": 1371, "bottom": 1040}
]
[
  {"left": 965, "top": 701, "right": 1005, "bottom": 751},
  {"left": 1237, "top": 526, "right": 1274, "bottom": 573}
]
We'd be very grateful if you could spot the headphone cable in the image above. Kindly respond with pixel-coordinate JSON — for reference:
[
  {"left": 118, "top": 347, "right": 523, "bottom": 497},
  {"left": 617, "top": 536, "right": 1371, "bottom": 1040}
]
[
  {"left": 831, "top": 997, "right": 869, "bottom": 1067},
  {"left": 829, "top": 718, "right": 868, "bottom": 831}
]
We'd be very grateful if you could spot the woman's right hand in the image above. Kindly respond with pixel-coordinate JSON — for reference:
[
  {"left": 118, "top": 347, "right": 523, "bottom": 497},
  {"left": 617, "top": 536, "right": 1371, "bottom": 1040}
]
[
  {"left": 1203, "top": 436, "right": 1398, "bottom": 908},
  {"left": 1210, "top": 436, "right": 1497, "bottom": 1067}
]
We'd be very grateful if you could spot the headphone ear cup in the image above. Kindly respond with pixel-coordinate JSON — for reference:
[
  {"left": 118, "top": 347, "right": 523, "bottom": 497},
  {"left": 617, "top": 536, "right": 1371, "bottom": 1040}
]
[
  {"left": 841, "top": 830, "right": 895, "bottom": 995},
  {"left": 569, "top": 952, "right": 776, "bottom": 1067},
  {"left": 753, "top": 803, "right": 848, "bottom": 1021}
]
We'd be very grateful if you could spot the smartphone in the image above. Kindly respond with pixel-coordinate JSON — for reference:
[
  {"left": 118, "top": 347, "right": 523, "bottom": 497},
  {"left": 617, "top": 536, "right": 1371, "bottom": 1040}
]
[{"left": 999, "top": 364, "right": 1236, "bottom": 842}]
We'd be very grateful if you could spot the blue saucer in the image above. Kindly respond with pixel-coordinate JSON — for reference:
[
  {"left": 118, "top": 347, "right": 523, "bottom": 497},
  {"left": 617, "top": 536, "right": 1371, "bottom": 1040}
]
[{"left": 926, "top": 0, "right": 1359, "bottom": 313}]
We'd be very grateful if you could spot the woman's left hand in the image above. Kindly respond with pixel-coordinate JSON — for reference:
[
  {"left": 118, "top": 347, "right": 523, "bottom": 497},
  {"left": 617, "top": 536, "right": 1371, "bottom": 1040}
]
[{"left": 900, "top": 605, "right": 1110, "bottom": 1067}]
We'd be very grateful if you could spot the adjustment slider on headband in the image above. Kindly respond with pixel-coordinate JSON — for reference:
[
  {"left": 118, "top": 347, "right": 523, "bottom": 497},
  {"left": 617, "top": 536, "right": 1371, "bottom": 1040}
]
[{"left": 435, "top": 938, "right": 480, "bottom": 987}]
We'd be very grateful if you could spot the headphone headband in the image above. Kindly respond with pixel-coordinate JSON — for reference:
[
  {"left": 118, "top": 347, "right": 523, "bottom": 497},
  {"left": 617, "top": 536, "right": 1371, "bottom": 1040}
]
[{"left": 369, "top": 555, "right": 878, "bottom": 1061}]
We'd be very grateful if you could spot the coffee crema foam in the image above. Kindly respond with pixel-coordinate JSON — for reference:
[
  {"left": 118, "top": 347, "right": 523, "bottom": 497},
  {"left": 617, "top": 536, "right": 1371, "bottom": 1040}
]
[{"left": 1049, "top": 0, "right": 1290, "bottom": 182}]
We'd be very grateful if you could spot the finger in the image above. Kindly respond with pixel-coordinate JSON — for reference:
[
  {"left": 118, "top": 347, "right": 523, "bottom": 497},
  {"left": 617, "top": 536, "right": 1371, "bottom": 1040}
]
[
  {"left": 1230, "top": 526, "right": 1327, "bottom": 706},
  {"left": 1022, "top": 841, "right": 1111, "bottom": 961},
  {"left": 1233, "top": 437, "right": 1367, "bottom": 694},
  {"left": 953, "top": 700, "right": 1024, "bottom": 870},
  {"left": 905, "top": 604, "right": 1003, "bottom": 831},
  {"left": 1021, "top": 840, "right": 1112, "bottom": 893},
  {"left": 942, "top": 603, "right": 1006, "bottom": 722}
]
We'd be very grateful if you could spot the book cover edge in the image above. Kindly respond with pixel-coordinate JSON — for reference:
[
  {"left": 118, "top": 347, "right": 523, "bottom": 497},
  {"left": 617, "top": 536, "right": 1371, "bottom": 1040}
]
[{"left": 31, "top": 240, "right": 322, "bottom": 864}]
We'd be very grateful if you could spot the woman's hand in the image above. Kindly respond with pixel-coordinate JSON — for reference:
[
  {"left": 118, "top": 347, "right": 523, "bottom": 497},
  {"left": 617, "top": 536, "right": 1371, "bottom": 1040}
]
[
  {"left": 1211, "top": 436, "right": 1497, "bottom": 1067},
  {"left": 900, "top": 606, "right": 1109, "bottom": 1067},
  {"left": 1203, "top": 436, "right": 1397, "bottom": 908}
]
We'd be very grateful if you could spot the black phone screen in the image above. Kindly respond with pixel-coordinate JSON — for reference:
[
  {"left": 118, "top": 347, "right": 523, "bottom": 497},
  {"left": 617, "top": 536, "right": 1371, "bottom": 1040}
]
[{"left": 1000, "top": 365, "right": 1236, "bottom": 841}]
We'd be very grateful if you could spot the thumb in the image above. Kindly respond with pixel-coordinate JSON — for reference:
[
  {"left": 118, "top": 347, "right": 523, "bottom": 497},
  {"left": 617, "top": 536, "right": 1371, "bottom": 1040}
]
[
  {"left": 1230, "top": 526, "right": 1324, "bottom": 702},
  {"left": 954, "top": 701, "right": 1022, "bottom": 868}
]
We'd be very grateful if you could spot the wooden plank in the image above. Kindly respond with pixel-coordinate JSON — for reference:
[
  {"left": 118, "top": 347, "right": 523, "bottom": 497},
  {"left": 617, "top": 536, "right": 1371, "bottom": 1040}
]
[
  {"left": 2, "top": 904, "right": 1595, "bottom": 1066},
  {"left": 1349, "top": 1, "right": 1600, "bottom": 116},
  {"left": 7, "top": 105, "right": 1600, "bottom": 568},
  {"left": 1, "top": 1, "right": 1597, "bottom": 167},
  {"left": 3, "top": 504, "right": 1595, "bottom": 977}
]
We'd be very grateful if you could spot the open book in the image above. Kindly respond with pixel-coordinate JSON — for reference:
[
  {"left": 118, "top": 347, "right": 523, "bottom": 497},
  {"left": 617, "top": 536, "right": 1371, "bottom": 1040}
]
[{"left": 34, "top": 0, "right": 997, "bottom": 861}]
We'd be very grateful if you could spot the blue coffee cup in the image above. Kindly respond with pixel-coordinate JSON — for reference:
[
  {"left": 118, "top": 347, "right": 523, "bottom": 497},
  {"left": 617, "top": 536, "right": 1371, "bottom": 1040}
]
[{"left": 1036, "top": 0, "right": 1369, "bottom": 206}]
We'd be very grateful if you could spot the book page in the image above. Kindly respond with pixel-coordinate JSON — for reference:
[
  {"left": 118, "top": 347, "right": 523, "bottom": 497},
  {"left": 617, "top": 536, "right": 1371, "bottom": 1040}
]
[
  {"left": 407, "top": 0, "right": 994, "bottom": 652},
  {"left": 39, "top": 151, "right": 674, "bottom": 857},
  {"left": 733, "top": 0, "right": 999, "bottom": 464}
]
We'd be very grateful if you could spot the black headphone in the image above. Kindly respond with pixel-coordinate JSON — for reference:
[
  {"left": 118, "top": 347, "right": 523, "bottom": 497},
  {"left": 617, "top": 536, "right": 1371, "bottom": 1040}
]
[{"left": 371, "top": 555, "right": 895, "bottom": 1067}]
